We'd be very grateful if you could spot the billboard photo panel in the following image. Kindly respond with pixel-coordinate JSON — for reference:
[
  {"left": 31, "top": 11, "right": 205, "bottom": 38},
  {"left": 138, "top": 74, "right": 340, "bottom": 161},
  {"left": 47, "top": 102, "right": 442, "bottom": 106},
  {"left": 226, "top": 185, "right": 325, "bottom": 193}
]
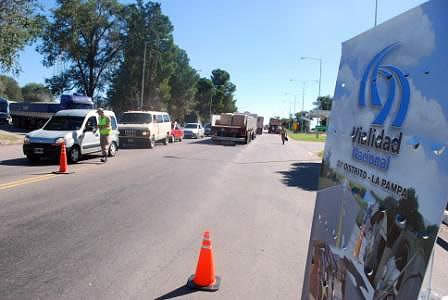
[{"left": 302, "top": 1, "right": 448, "bottom": 299}]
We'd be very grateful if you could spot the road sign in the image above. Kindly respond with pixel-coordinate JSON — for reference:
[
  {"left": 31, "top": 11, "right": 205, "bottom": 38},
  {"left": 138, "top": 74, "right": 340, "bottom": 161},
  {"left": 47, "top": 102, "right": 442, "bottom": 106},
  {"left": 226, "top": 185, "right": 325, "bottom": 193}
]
[{"left": 302, "top": 1, "right": 448, "bottom": 299}]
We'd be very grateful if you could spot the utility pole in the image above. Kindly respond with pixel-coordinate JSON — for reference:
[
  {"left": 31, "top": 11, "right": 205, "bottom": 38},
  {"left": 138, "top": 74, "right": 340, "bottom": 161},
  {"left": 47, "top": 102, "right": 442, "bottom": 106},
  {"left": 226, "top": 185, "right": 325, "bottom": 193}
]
[
  {"left": 302, "top": 82, "right": 306, "bottom": 112},
  {"left": 140, "top": 42, "right": 149, "bottom": 110},
  {"left": 375, "top": 0, "right": 378, "bottom": 27}
]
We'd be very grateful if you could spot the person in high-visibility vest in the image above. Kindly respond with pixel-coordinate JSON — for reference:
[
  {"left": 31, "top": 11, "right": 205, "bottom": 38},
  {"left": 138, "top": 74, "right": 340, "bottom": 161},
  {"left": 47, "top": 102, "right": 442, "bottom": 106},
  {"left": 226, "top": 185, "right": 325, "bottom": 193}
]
[{"left": 97, "top": 108, "right": 111, "bottom": 163}]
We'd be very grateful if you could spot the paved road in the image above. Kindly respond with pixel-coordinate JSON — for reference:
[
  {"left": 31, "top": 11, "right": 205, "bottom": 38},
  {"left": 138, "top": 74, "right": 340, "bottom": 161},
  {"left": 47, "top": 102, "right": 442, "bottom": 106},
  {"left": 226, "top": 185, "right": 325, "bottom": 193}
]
[
  {"left": 0, "top": 134, "right": 323, "bottom": 299},
  {"left": 1, "top": 134, "right": 447, "bottom": 299}
]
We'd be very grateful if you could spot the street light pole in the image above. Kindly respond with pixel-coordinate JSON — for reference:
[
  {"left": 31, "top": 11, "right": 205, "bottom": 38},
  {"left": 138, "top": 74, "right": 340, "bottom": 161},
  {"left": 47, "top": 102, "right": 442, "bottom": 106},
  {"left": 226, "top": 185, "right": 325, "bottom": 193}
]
[
  {"left": 375, "top": 0, "right": 378, "bottom": 27},
  {"left": 209, "top": 94, "right": 212, "bottom": 119},
  {"left": 300, "top": 57, "right": 322, "bottom": 97},
  {"left": 140, "top": 41, "right": 149, "bottom": 110},
  {"left": 302, "top": 82, "right": 306, "bottom": 112}
]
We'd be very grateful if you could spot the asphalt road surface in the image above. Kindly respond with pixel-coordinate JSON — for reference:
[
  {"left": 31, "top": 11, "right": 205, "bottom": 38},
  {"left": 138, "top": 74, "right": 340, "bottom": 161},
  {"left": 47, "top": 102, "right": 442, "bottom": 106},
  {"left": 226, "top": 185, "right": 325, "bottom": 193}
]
[
  {"left": 1, "top": 134, "right": 447, "bottom": 299},
  {"left": 0, "top": 134, "right": 323, "bottom": 299}
]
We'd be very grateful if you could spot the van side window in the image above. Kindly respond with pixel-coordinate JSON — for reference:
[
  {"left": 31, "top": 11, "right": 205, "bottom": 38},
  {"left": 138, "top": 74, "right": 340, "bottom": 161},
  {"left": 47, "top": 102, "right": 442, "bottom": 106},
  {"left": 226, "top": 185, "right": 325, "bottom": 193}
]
[
  {"left": 111, "top": 116, "right": 117, "bottom": 130},
  {"left": 155, "top": 115, "right": 163, "bottom": 123},
  {"left": 86, "top": 116, "right": 97, "bottom": 129},
  {"left": 163, "top": 114, "right": 170, "bottom": 123}
]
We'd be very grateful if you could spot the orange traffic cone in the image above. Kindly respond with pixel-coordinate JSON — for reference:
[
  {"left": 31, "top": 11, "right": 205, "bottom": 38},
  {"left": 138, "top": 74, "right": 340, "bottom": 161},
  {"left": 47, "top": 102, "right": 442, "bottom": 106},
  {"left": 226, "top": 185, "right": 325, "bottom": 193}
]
[
  {"left": 53, "top": 142, "right": 71, "bottom": 174},
  {"left": 187, "top": 231, "right": 221, "bottom": 291}
]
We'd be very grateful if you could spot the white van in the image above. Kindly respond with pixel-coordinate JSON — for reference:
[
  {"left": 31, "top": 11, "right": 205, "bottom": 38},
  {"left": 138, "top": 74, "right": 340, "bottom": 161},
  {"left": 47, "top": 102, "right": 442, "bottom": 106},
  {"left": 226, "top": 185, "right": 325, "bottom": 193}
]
[
  {"left": 118, "top": 111, "right": 172, "bottom": 149},
  {"left": 23, "top": 109, "right": 119, "bottom": 163}
]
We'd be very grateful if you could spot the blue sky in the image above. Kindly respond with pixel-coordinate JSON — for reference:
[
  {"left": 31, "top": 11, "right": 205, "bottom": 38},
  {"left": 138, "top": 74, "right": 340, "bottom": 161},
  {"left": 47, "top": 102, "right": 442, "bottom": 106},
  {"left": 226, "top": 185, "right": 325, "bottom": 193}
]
[{"left": 12, "top": 0, "right": 427, "bottom": 120}]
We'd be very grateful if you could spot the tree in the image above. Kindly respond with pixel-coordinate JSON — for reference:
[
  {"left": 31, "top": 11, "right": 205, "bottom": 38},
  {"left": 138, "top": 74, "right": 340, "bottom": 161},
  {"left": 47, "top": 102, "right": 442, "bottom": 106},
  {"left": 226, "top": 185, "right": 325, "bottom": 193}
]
[
  {"left": 0, "top": 75, "right": 22, "bottom": 100},
  {"left": 108, "top": 0, "right": 176, "bottom": 112},
  {"left": 21, "top": 83, "right": 53, "bottom": 102},
  {"left": 38, "top": 0, "right": 126, "bottom": 97},
  {"left": 0, "top": 0, "right": 44, "bottom": 73},
  {"left": 195, "top": 78, "right": 215, "bottom": 121},
  {"left": 313, "top": 95, "right": 332, "bottom": 111},
  {"left": 168, "top": 47, "right": 199, "bottom": 122},
  {"left": 210, "top": 69, "right": 237, "bottom": 113}
]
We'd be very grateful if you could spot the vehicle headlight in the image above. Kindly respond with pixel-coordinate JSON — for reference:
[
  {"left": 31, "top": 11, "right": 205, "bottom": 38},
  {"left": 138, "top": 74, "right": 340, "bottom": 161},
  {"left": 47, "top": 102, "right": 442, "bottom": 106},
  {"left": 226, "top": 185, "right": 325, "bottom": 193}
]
[
  {"left": 55, "top": 137, "right": 65, "bottom": 144},
  {"left": 141, "top": 130, "right": 149, "bottom": 136},
  {"left": 24, "top": 136, "right": 30, "bottom": 144}
]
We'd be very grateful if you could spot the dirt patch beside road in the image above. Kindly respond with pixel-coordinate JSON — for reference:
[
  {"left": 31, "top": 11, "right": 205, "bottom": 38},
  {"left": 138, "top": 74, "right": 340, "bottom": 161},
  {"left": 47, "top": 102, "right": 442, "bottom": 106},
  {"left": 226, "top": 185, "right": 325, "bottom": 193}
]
[{"left": 0, "top": 130, "right": 23, "bottom": 145}]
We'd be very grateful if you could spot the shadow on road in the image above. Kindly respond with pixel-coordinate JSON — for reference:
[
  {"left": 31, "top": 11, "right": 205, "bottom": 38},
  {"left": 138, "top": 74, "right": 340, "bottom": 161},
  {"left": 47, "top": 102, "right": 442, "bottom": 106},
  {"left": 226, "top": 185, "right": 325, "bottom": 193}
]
[
  {"left": 0, "top": 154, "right": 103, "bottom": 167},
  {"left": 154, "top": 284, "right": 198, "bottom": 300},
  {"left": 0, "top": 157, "right": 55, "bottom": 166},
  {"left": 277, "top": 162, "right": 321, "bottom": 191},
  {"left": 190, "top": 138, "right": 237, "bottom": 146},
  {"left": 437, "top": 236, "right": 448, "bottom": 252}
]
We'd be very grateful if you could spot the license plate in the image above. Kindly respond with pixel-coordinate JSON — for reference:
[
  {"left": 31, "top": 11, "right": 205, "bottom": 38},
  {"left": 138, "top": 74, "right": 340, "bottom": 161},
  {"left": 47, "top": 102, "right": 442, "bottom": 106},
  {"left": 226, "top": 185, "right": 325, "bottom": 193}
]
[
  {"left": 127, "top": 138, "right": 134, "bottom": 143},
  {"left": 34, "top": 148, "right": 44, "bottom": 154}
]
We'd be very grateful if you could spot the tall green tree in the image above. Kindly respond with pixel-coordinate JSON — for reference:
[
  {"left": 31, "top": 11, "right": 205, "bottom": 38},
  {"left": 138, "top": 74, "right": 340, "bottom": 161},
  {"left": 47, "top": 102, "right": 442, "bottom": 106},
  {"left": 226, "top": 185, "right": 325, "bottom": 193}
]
[
  {"left": 108, "top": 0, "right": 176, "bottom": 112},
  {"left": 195, "top": 77, "right": 215, "bottom": 121},
  {"left": 313, "top": 95, "right": 332, "bottom": 110},
  {"left": 0, "top": 75, "right": 22, "bottom": 100},
  {"left": 168, "top": 47, "right": 199, "bottom": 122},
  {"left": 21, "top": 83, "right": 53, "bottom": 102},
  {"left": 38, "top": 0, "right": 126, "bottom": 97},
  {"left": 210, "top": 69, "right": 237, "bottom": 113},
  {"left": 0, "top": 0, "right": 44, "bottom": 73}
]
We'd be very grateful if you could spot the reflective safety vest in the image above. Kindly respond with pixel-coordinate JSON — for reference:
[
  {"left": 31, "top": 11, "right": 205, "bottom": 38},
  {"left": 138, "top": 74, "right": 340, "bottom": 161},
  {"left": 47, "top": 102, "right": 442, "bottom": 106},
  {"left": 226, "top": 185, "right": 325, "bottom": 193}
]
[{"left": 99, "top": 116, "right": 111, "bottom": 136}]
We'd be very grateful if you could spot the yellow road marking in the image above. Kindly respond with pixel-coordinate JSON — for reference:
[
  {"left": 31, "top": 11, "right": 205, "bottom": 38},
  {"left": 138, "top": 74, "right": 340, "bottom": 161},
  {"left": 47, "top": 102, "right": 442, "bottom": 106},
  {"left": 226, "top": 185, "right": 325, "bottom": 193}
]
[
  {"left": 0, "top": 174, "right": 58, "bottom": 191},
  {"left": 0, "top": 161, "right": 106, "bottom": 191}
]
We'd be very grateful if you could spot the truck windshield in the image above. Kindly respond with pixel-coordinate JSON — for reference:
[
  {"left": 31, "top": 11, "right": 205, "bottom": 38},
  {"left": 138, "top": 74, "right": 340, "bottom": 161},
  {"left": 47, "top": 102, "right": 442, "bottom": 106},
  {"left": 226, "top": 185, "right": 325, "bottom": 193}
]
[
  {"left": 0, "top": 102, "right": 7, "bottom": 113},
  {"left": 185, "top": 124, "right": 198, "bottom": 129},
  {"left": 44, "top": 116, "right": 84, "bottom": 131},
  {"left": 120, "top": 113, "right": 152, "bottom": 124}
]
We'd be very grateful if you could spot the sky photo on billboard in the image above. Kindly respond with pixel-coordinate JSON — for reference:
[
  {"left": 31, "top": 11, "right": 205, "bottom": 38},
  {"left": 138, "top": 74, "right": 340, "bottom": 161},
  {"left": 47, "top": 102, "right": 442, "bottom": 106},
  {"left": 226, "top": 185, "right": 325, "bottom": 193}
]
[{"left": 302, "top": 1, "right": 448, "bottom": 299}]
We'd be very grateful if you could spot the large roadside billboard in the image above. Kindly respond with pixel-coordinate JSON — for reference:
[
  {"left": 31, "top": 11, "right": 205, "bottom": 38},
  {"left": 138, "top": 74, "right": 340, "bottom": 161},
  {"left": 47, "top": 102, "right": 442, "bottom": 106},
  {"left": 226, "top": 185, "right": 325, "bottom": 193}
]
[{"left": 301, "top": 1, "right": 448, "bottom": 299}]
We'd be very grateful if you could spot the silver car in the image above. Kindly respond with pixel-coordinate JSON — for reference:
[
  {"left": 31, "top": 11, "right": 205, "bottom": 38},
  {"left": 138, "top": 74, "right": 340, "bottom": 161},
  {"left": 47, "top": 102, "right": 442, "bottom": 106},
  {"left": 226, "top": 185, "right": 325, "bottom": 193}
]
[
  {"left": 23, "top": 109, "right": 119, "bottom": 163},
  {"left": 183, "top": 123, "right": 205, "bottom": 139}
]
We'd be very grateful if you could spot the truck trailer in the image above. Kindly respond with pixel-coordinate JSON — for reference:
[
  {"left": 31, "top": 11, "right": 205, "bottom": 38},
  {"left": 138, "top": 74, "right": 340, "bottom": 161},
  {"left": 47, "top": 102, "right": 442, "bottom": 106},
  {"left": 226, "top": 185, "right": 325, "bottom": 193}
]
[
  {"left": 10, "top": 94, "right": 94, "bottom": 129},
  {"left": 211, "top": 113, "right": 257, "bottom": 144},
  {"left": 256, "top": 116, "right": 264, "bottom": 134}
]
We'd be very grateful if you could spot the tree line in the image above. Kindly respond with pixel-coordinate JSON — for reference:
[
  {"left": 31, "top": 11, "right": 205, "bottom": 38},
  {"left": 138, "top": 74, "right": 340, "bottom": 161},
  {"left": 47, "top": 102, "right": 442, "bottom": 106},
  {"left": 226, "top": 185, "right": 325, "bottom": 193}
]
[{"left": 0, "top": 0, "right": 237, "bottom": 122}]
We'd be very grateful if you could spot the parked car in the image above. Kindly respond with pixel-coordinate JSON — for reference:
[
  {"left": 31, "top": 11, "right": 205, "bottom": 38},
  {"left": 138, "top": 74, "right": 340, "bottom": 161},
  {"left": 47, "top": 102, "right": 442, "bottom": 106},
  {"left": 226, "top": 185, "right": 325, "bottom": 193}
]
[
  {"left": 183, "top": 123, "right": 204, "bottom": 139},
  {"left": 118, "top": 111, "right": 172, "bottom": 148},
  {"left": 204, "top": 123, "right": 212, "bottom": 136},
  {"left": 170, "top": 123, "right": 184, "bottom": 142},
  {"left": 23, "top": 109, "right": 119, "bottom": 163}
]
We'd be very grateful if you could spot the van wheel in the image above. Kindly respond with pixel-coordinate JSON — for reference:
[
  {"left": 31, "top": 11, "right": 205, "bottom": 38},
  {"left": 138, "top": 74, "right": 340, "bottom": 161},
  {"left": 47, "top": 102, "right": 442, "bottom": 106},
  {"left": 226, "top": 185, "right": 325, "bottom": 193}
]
[
  {"left": 108, "top": 142, "right": 118, "bottom": 157},
  {"left": 163, "top": 135, "right": 169, "bottom": 145},
  {"left": 68, "top": 146, "right": 81, "bottom": 163},
  {"left": 149, "top": 137, "right": 155, "bottom": 149}
]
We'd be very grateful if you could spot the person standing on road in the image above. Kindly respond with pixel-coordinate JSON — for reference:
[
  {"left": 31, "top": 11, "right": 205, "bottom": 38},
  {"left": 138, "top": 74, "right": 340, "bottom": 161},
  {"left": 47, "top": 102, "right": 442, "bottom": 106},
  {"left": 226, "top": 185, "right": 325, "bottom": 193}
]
[
  {"left": 281, "top": 125, "right": 288, "bottom": 145},
  {"left": 97, "top": 108, "right": 111, "bottom": 163}
]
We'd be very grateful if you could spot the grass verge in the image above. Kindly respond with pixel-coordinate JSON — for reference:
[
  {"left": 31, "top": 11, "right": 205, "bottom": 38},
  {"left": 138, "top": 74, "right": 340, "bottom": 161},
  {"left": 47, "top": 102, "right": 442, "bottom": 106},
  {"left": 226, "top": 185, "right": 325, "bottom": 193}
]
[{"left": 287, "top": 131, "right": 327, "bottom": 142}]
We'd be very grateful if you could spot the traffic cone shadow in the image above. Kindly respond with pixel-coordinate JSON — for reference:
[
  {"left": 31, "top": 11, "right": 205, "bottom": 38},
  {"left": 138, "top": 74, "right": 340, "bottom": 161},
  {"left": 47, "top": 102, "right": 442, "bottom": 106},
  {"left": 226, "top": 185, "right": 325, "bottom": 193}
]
[
  {"left": 53, "top": 142, "right": 73, "bottom": 174},
  {"left": 187, "top": 231, "right": 221, "bottom": 292}
]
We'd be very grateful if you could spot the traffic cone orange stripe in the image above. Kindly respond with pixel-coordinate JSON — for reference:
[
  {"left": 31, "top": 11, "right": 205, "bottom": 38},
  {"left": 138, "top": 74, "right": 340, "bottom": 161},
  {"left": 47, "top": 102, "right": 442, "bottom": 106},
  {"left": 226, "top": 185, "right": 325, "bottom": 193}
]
[
  {"left": 187, "top": 231, "right": 221, "bottom": 291},
  {"left": 53, "top": 142, "right": 71, "bottom": 174}
]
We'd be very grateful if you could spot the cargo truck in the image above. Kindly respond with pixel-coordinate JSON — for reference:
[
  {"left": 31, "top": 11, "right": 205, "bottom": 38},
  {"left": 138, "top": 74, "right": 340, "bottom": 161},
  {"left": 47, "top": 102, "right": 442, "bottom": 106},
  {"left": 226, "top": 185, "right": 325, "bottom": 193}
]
[
  {"left": 256, "top": 116, "right": 264, "bottom": 134},
  {"left": 211, "top": 113, "right": 257, "bottom": 144},
  {"left": 268, "top": 118, "right": 282, "bottom": 134},
  {"left": 10, "top": 94, "right": 94, "bottom": 129}
]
